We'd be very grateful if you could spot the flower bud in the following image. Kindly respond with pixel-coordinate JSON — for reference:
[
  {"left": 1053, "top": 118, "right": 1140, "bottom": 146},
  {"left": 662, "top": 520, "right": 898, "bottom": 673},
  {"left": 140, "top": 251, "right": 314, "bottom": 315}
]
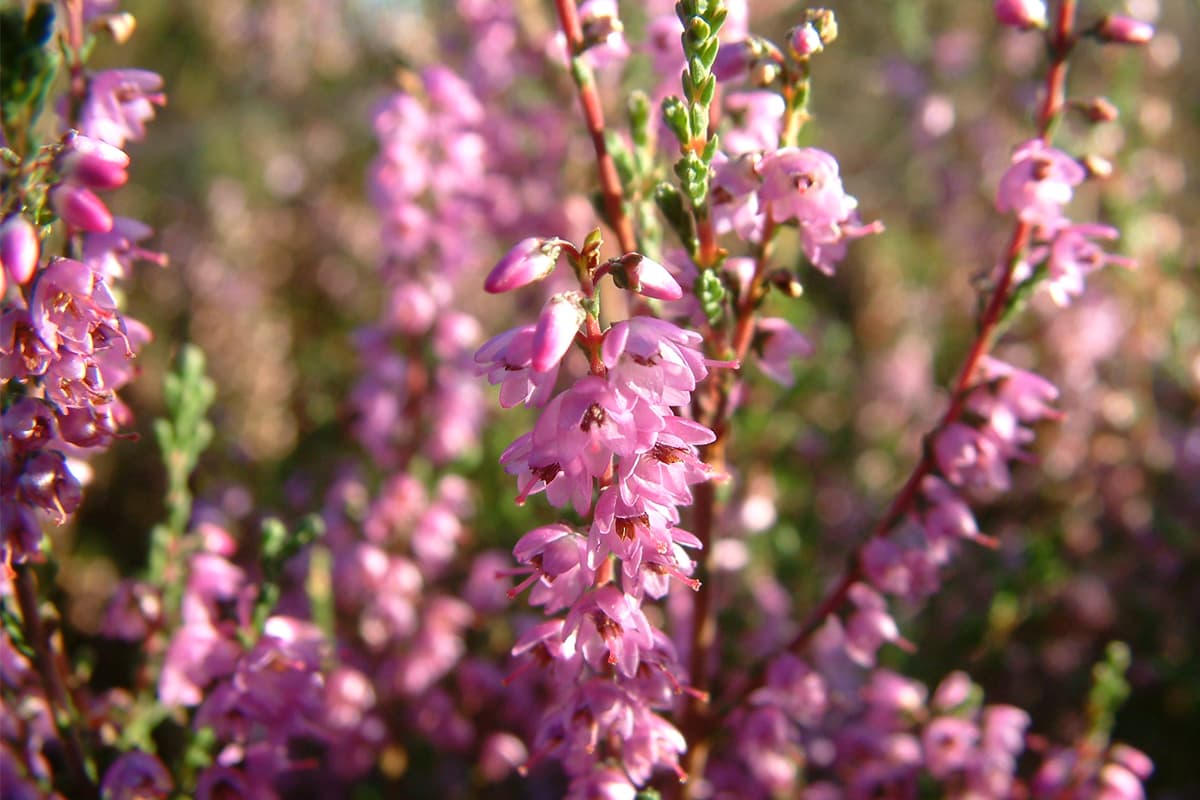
[
  {"left": 58, "top": 134, "right": 131, "bottom": 190},
  {"left": 617, "top": 253, "right": 683, "bottom": 301},
  {"left": 1081, "top": 153, "right": 1114, "bottom": 180},
  {"left": 531, "top": 292, "right": 585, "bottom": 373},
  {"left": 95, "top": 12, "right": 138, "bottom": 44},
  {"left": 49, "top": 184, "right": 114, "bottom": 233},
  {"left": 0, "top": 215, "right": 40, "bottom": 286},
  {"left": 993, "top": 0, "right": 1047, "bottom": 30},
  {"left": 1095, "top": 15, "right": 1154, "bottom": 45},
  {"left": 805, "top": 9, "right": 838, "bottom": 46},
  {"left": 787, "top": 23, "right": 823, "bottom": 58},
  {"left": 484, "top": 237, "right": 562, "bottom": 294},
  {"left": 1078, "top": 96, "right": 1119, "bottom": 123}
]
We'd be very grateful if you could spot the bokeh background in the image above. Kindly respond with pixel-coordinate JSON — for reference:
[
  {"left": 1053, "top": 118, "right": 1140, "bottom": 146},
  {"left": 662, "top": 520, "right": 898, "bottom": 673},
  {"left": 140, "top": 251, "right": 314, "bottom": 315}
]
[{"left": 52, "top": 0, "right": 1197, "bottom": 795}]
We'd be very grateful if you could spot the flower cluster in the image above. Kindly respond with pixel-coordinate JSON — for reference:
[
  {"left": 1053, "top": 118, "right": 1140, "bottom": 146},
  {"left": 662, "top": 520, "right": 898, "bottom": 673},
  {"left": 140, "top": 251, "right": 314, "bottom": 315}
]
[
  {"left": 1, "top": 4, "right": 164, "bottom": 569},
  {"left": 479, "top": 233, "right": 724, "bottom": 794}
]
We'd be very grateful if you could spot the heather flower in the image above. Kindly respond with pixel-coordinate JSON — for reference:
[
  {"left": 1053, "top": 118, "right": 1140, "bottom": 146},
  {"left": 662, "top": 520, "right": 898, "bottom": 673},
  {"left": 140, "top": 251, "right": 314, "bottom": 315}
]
[
  {"left": 531, "top": 292, "right": 586, "bottom": 373},
  {"left": 48, "top": 183, "right": 114, "bottom": 233},
  {"left": 922, "top": 716, "right": 979, "bottom": 778},
  {"left": 724, "top": 91, "right": 786, "bottom": 156},
  {"left": 756, "top": 147, "right": 882, "bottom": 273},
  {"left": 30, "top": 257, "right": 120, "bottom": 352},
  {"left": 616, "top": 253, "right": 684, "bottom": 301},
  {"left": 789, "top": 23, "right": 824, "bottom": 58},
  {"left": 484, "top": 236, "right": 564, "bottom": 294},
  {"left": 78, "top": 69, "right": 166, "bottom": 147},
  {"left": 15, "top": 450, "right": 83, "bottom": 523},
  {"left": 100, "top": 750, "right": 173, "bottom": 800},
  {"left": 754, "top": 317, "right": 814, "bottom": 386},
  {"left": 1095, "top": 15, "right": 1154, "bottom": 46},
  {"left": 995, "top": 139, "right": 1085, "bottom": 230},
  {"left": 57, "top": 134, "right": 131, "bottom": 190},
  {"left": 0, "top": 215, "right": 39, "bottom": 289},
  {"left": 474, "top": 324, "right": 561, "bottom": 408},
  {"left": 82, "top": 217, "right": 166, "bottom": 280},
  {"left": 1040, "top": 223, "right": 1136, "bottom": 306}
]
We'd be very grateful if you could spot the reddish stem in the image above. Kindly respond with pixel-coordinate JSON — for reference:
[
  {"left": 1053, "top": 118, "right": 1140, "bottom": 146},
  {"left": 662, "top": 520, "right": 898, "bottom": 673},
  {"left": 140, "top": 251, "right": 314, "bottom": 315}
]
[{"left": 553, "top": 0, "right": 637, "bottom": 255}]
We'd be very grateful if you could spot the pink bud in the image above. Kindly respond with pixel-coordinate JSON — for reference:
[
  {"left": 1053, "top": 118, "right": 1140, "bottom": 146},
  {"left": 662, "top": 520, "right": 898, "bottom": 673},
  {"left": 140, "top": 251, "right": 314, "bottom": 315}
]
[
  {"left": 788, "top": 23, "right": 823, "bottom": 58},
  {"left": 622, "top": 253, "right": 683, "bottom": 301},
  {"left": 0, "top": 215, "right": 40, "bottom": 286},
  {"left": 1096, "top": 15, "right": 1154, "bottom": 45},
  {"left": 49, "top": 184, "right": 114, "bottom": 233},
  {"left": 993, "top": 0, "right": 1047, "bottom": 30},
  {"left": 484, "top": 237, "right": 562, "bottom": 294},
  {"left": 531, "top": 292, "right": 585, "bottom": 373},
  {"left": 59, "top": 134, "right": 131, "bottom": 190}
]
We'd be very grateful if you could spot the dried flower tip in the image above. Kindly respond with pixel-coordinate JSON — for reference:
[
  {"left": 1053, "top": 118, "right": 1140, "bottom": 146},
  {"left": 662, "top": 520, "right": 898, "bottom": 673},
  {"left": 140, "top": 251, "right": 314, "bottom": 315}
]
[
  {"left": 1095, "top": 15, "right": 1154, "bottom": 45},
  {"left": 1077, "top": 96, "right": 1120, "bottom": 123},
  {"left": 0, "top": 215, "right": 40, "bottom": 286},
  {"left": 531, "top": 292, "right": 585, "bottom": 373},
  {"left": 1081, "top": 154, "right": 1114, "bottom": 180},
  {"left": 768, "top": 268, "right": 803, "bottom": 297},
  {"left": 484, "top": 237, "right": 563, "bottom": 294},
  {"left": 993, "top": 0, "right": 1047, "bottom": 30},
  {"left": 804, "top": 9, "right": 838, "bottom": 46},
  {"left": 94, "top": 12, "right": 137, "bottom": 44}
]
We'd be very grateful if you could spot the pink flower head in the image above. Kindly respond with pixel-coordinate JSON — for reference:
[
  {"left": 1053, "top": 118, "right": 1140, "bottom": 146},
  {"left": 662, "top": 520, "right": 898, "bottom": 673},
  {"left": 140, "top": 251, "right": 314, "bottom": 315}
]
[
  {"left": 30, "top": 257, "right": 120, "bottom": 353},
  {"left": 563, "top": 585, "right": 656, "bottom": 677},
  {"left": 934, "top": 421, "right": 1010, "bottom": 491},
  {"left": 724, "top": 91, "right": 786, "bottom": 156},
  {"left": 756, "top": 147, "right": 882, "bottom": 273},
  {"left": 922, "top": 716, "right": 980, "bottom": 779},
  {"left": 79, "top": 69, "right": 166, "bottom": 147},
  {"left": 711, "top": 152, "right": 764, "bottom": 241},
  {"left": 995, "top": 139, "right": 1085, "bottom": 230},
  {"left": 82, "top": 217, "right": 166, "bottom": 281},
  {"left": 994, "top": 0, "right": 1047, "bottom": 30},
  {"left": 475, "top": 324, "right": 560, "bottom": 408},
  {"left": 577, "top": 0, "right": 631, "bottom": 69},
  {"left": 755, "top": 317, "right": 814, "bottom": 386},
  {"left": 1041, "top": 223, "right": 1136, "bottom": 306},
  {"left": 0, "top": 215, "right": 39, "bottom": 288},
  {"left": 484, "top": 237, "right": 564, "bottom": 293},
  {"left": 531, "top": 292, "right": 585, "bottom": 373},
  {"left": 602, "top": 316, "right": 712, "bottom": 406}
]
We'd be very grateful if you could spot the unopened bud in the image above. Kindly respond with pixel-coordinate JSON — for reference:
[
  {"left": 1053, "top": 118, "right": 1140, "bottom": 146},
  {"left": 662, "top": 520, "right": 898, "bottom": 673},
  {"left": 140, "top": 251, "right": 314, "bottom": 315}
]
[
  {"left": 58, "top": 134, "right": 131, "bottom": 190},
  {"left": 531, "top": 293, "right": 586, "bottom": 373},
  {"left": 0, "top": 215, "right": 40, "bottom": 286},
  {"left": 49, "top": 184, "right": 114, "bottom": 233},
  {"left": 616, "top": 253, "right": 683, "bottom": 301},
  {"left": 1095, "top": 15, "right": 1154, "bottom": 45},
  {"left": 484, "top": 237, "right": 563, "bottom": 294},
  {"left": 787, "top": 24, "right": 823, "bottom": 59},
  {"left": 993, "top": 0, "right": 1047, "bottom": 31},
  {"left": 1081, "top": 154, "right": 1114, "bottom": 180}
]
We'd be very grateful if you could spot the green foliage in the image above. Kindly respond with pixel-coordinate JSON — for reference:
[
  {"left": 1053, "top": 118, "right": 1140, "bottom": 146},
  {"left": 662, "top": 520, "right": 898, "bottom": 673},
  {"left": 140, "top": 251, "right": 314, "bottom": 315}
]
[{"left": 0, "top": 2, "right": 58, "bottom": 150}]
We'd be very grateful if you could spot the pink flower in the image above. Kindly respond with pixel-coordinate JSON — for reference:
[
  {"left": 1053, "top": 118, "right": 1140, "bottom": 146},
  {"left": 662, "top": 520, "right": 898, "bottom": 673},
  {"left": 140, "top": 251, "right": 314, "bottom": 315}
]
[
  {"left": 0, "top": 215, "right": 39, "bottom": 289},
  {"left": 532, "top": 292, "right": 585, "bottom": 373},
  {"left": 994, "top": 0, "right": 1047, "bottom": 30},
  {"left": 755, "top": 317, "right": 814, "bottom": 386},
  {"left": 484, "top": 237, "right": 564, "bottom": 293},
  {"left": 995, "top": 139, "right": 1085, "bottom": 230},
  {"left": 724, "top": 91, "right": 786, "bottom": 156},
  {"left": 475, "top": 324, "right": 560, "bottom": 408},
  {"left": 79, "top": 69, "right": 166, "bottom": 147},
  {"left": 1040, "top": 223, "right": 1136, "bottom": 306},
  {"left": 617, "top": 254, "right": 683, "bottom": 301},
  {"left": 49, "top": 183, "right": 113, "bottom": 233},
  {"left": 1096, "top": 15, "right": 1154, "bottom": 46}
]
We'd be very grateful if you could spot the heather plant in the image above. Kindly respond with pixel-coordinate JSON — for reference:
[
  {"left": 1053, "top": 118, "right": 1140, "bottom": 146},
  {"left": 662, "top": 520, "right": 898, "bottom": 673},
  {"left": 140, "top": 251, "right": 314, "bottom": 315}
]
[{"left": 2, "top": 1, "right": 1196, "bottom": 799}]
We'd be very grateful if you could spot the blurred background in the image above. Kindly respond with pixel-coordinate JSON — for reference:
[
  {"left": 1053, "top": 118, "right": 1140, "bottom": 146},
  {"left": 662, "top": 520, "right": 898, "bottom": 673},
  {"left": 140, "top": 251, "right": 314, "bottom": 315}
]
[{"left": 55, "top": 0, "right": 1197, "bottom": 795}]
